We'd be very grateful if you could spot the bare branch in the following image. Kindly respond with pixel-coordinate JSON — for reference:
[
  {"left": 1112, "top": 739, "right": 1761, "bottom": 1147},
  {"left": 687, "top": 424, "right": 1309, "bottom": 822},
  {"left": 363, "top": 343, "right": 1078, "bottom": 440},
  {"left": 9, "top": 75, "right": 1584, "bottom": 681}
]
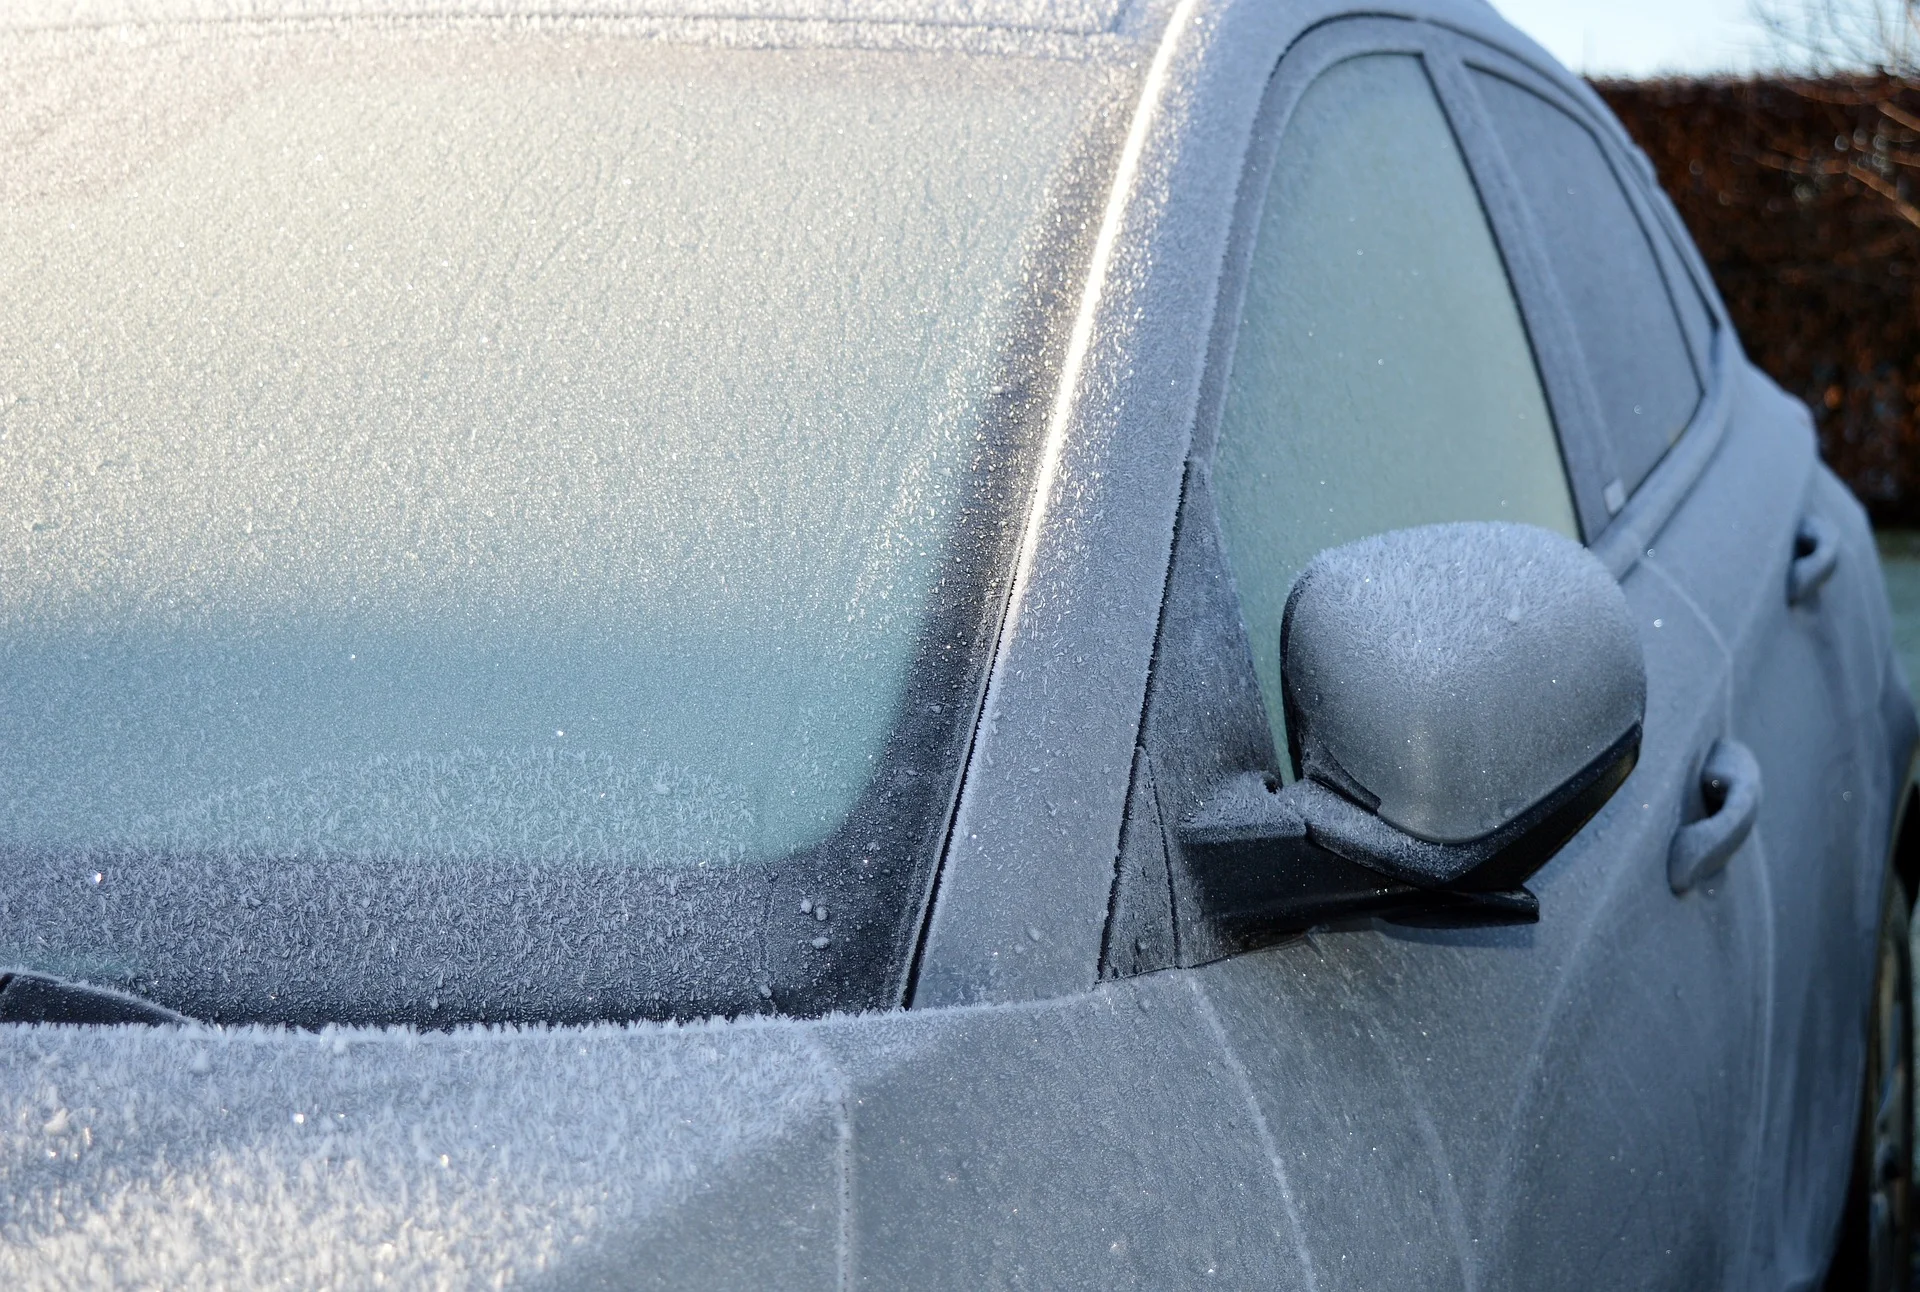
[
  {"left": 1845, "top": 159, "right": 1920, "bottom": 225},
  {"left": 1752, "top": 0, "right": 1920, "bottom": 74},
  {"left": 1880, "top": 96, "right": 1920, "bottom": 129}
]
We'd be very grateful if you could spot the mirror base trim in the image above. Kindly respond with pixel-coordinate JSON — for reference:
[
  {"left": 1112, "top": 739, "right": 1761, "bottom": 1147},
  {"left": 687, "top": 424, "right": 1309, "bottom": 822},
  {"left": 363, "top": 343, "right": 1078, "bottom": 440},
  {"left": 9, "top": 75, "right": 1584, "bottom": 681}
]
[{"left": 1177, "top": 725, "right": 1639, "bottom": 937}]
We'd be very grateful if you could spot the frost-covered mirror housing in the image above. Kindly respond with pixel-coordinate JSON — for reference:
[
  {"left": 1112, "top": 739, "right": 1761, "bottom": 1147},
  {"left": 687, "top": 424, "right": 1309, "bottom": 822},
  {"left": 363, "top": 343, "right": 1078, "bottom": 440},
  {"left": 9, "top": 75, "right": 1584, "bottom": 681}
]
[
  {"left": 1284, "top": 522, "right": 1644, "bottom": 846},
  {"left": 1182, "top": 523, "right": 1644, "bottom": 933}
]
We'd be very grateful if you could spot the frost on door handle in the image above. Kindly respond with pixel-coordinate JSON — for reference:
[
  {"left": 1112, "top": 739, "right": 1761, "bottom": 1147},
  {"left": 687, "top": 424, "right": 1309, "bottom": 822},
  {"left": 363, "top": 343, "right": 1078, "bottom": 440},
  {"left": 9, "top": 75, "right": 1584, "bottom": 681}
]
[
  {"left": 1668, "top": 739, "right": 1762, "bottom": 894},
  {"left": 1788, "top": 513, "right": 1840, "bottom": 605}
]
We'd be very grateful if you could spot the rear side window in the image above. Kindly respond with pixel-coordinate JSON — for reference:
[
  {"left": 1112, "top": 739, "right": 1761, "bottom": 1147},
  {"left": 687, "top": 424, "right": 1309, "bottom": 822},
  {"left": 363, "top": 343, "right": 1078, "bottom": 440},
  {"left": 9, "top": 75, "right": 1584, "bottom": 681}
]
[
  {"left": 1473, "top": 72, "right": 1701, "bottom": 502},
  {"left": 1211, "top": 53, "right": 1578, "bottom": 767},
  {"left": 1661, "top": 212, "right": 1718, "bottom": 361}
]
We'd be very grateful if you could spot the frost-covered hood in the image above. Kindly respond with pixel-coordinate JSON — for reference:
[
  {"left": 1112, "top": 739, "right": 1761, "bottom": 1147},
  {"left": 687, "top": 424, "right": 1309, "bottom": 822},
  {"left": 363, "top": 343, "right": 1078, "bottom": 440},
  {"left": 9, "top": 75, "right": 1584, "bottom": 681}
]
[
  {"left": 0, "top": 977, "right": 1311, "bottom": 1289},
  {"left": 4, "top": 1016, "right": 867, "bottom": 1286}
]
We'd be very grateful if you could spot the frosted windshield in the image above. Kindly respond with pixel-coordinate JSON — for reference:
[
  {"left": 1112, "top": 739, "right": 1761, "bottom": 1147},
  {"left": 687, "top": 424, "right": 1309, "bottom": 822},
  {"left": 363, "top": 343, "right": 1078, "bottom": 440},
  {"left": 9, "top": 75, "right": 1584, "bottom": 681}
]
[{"left": 0, "top": 28, "right": 1111, "bottom": 872}]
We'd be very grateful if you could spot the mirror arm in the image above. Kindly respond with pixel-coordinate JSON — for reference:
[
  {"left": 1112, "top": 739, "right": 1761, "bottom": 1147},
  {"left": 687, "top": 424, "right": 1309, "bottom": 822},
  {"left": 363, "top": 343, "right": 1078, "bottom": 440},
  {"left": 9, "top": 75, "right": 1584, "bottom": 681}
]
[{"left": 1178, "top": 725, "right": 1640, "bottom": 938}]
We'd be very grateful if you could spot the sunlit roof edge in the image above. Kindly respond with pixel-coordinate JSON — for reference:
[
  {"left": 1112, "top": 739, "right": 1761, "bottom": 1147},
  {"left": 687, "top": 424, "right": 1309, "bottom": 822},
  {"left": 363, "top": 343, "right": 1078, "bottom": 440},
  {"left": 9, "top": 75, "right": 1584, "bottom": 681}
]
[{"left": 1, "top": 0, "right": 1130, "bottom": 36}]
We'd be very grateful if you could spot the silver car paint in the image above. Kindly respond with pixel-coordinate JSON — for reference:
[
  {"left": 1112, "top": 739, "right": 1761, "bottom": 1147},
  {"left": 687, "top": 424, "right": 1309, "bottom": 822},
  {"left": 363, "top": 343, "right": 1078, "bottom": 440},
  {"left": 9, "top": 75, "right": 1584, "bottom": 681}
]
[{"left": 2, "top": 0, "right": 1909, "bottom": 1287}]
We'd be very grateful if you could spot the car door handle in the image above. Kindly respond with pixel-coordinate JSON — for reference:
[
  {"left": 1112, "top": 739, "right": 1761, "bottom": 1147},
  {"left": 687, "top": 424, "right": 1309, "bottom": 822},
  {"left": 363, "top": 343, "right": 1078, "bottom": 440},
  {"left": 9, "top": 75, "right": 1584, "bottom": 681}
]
[
  {"left": 1669, "top": 739, "right": 1762, "bottom": 893},
  {"left": 1788, "top": 513, "right": 1840, "bottom": 605}
]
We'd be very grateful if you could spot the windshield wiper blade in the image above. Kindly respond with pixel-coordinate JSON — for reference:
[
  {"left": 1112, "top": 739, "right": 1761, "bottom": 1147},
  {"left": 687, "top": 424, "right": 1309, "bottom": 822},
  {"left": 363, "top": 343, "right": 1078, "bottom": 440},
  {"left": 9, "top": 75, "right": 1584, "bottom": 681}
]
[{"left": 0, "top": 970, "right": 190, "bottom": 1025}]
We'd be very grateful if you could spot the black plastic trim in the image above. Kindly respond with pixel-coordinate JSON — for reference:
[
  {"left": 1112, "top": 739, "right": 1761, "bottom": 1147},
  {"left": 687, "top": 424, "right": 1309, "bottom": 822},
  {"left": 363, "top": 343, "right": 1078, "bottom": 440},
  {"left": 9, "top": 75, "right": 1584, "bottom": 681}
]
[{"left": 1176, "top": 724, "right": 1640, "bottom": 939}]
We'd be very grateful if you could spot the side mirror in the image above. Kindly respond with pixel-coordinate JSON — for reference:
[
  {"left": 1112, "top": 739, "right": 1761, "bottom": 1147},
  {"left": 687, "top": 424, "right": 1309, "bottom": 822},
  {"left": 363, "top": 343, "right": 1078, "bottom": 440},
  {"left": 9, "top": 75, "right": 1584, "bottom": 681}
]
[{"left": 1181, "top": 522, "right": 1644, "bottom": 933}]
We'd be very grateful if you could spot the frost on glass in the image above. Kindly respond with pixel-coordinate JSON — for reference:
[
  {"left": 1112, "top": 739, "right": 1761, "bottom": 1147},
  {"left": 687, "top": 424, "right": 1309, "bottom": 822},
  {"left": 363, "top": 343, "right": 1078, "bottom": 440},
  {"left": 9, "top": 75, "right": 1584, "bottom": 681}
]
[
  {"left": 1473, "top": 71, "right": 1703, "bottom": 497},
  {"left": 0, "top": 27, "right": 1106, "bottom": 874},
  {"left": 1211, "top": 55, "right": 1580, "bottom": 770}
]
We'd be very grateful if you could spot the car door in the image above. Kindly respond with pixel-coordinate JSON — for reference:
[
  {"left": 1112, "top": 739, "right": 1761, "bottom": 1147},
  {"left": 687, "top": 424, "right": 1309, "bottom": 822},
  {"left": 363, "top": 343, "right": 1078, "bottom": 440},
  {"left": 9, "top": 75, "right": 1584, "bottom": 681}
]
[
  {"left": 1458, "top": 39, "right": 1918, "bottom": 1283},
  {"left": 1106, "top": 19, "right": 1775, "bottom": 1286}
]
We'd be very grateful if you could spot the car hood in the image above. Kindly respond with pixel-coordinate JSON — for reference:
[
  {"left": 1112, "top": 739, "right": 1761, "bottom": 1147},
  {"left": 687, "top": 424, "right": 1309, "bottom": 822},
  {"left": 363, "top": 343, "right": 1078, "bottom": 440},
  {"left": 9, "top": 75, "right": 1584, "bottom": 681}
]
[
  {"left": 1, "top": 1016, "right": 865, "bottom": 1286},
  {"left": 0, "top": 974, "right": 1312, "bottom": 1289}
]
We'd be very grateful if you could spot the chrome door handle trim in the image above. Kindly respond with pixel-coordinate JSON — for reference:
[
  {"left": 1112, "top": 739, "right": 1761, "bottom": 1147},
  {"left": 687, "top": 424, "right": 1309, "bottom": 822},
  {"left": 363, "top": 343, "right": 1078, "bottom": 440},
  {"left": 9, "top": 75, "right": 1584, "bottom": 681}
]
[
  {"left": 1669, "top": 738, "right": 1762, "bottom": 894},
  {"left": 1788, "top": 513, "right": 1840, "bottom": 605}
]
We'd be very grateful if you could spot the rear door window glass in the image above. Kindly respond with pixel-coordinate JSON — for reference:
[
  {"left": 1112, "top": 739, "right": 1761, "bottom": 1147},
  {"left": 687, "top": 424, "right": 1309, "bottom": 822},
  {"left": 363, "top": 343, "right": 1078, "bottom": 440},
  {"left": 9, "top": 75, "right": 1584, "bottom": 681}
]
[
  {"left": 1661, "top": 222, "right": 1718, "bottom": 363},
  {"left": 1211, "top": 53, "right": 1579, "bottom": 767},
  {"left": 1473, "top": 72, "right": 1703, "bottom": 500}
]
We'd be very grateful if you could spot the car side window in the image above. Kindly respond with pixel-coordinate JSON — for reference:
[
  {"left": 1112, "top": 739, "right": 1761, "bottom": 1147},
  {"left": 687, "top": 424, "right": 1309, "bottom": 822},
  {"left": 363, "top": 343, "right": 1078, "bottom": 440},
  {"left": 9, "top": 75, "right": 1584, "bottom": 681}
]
[
  {"left": 1211, "top": 53, "right": 1579, "bottom": 768},
  {"left": 1657, "top": 207, "right": 1719, "bottom": 364},
  {"left": 1472, "top": 72, "right": 1703, "bottom": 505}
]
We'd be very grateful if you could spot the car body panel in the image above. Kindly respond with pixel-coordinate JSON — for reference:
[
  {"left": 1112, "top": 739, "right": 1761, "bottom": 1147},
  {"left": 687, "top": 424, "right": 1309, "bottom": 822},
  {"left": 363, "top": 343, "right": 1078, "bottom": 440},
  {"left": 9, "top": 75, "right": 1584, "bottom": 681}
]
[
  {"left": 2, "top": 0, "right": 1913, "bottom": 1287},
  {"left": 0, "top": 957, "right": 1762, "bottom": 1290},
  {"left": 1158, "top": 411, "right": 1772, "bottom": 1284},
  {"left": 0, "top": 981, "right": 1314, "bottom": 1290},
  {"left": 1640, "top": 363, "right": 1913, "bottom": 1285}
]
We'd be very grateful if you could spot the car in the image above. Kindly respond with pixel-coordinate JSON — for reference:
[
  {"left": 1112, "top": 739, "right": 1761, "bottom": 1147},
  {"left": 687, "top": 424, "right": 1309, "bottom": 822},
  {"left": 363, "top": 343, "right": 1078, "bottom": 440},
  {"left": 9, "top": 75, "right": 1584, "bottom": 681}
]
[{"left": 0, "top": 0, "right": 1913, "bottom": 1286}]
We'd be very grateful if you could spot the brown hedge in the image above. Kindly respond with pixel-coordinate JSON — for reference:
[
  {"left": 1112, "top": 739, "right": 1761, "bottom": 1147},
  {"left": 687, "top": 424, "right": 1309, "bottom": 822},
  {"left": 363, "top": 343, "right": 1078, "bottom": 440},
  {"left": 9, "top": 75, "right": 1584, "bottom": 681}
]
[{"left": 1596, "top": 75, "right": 1920, "bottom": 523}]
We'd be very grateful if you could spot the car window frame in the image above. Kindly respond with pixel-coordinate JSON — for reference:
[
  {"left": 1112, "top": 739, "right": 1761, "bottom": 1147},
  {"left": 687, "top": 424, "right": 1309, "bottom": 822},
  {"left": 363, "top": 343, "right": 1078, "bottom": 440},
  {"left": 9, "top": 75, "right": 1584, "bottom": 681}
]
[
  {"left": 1103, "top": 14, "right": 1592, "bottom": 977},
  {"left": 1438, "top": 33, "right": 1725, "bottom": 531}
]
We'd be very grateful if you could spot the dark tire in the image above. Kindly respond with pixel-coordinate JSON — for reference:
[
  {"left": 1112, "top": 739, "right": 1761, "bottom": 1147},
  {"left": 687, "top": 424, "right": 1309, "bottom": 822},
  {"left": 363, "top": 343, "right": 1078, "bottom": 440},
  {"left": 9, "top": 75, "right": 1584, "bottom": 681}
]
[{"left": 1827, "top": 875, "right": 1912, "bottom": 1291}]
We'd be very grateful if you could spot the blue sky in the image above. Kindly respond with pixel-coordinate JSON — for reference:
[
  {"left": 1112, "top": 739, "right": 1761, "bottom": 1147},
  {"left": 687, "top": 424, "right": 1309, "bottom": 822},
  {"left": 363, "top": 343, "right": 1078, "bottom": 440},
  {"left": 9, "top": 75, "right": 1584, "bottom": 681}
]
[{"left": 1492, "top": 0, "right": 1775, "bottom": 77}]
